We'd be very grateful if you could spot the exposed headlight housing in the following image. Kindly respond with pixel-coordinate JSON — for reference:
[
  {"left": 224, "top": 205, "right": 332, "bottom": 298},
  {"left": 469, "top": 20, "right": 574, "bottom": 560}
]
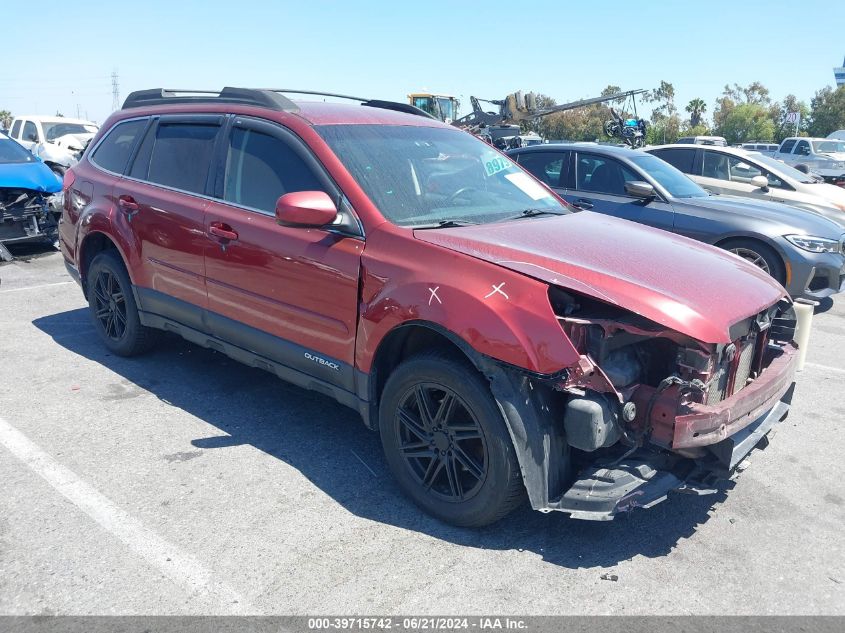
[{"left": 784, "top": 234, "right": 841, "bottom": 253}]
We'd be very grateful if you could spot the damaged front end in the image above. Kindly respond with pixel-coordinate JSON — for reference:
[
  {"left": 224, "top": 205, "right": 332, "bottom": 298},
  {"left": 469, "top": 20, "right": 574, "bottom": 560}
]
[
  {"left": 0, "top": 188, "right": 59, "bottom": 260},
  {"left": 487, "top": 287, "right": 798, "bottom": 521}
]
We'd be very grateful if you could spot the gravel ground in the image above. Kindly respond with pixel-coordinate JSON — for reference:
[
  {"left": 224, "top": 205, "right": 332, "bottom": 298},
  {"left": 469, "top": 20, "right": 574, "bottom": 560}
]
[{"left": 0, "top": 249, "right": 843, "bottom": 615}]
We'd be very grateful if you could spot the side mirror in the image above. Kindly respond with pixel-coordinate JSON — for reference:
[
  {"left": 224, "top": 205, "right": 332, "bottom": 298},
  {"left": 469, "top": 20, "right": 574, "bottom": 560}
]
[
  {"left": 751, "top": 175, "right": 769, "bottom": 190},
  {"left": 624, "top": 181, "right": 655, "bottom": 198},
  {"left": 27, "top": 133, "right": 38, "bottom": 142},
  {"left": 275, "top": 191, "right": 337, "bottom": 227}
]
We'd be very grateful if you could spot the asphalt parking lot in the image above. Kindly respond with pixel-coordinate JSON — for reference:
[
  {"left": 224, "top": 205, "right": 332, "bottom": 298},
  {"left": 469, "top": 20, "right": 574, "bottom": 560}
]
[{"left": 1, "top": 248, "right": 844, "bottom": 616}]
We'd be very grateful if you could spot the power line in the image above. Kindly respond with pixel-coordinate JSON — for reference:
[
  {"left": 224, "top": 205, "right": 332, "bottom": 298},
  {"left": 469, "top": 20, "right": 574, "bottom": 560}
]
[{"left": 111, "top": 70, "right": 120, "bottom": 111}]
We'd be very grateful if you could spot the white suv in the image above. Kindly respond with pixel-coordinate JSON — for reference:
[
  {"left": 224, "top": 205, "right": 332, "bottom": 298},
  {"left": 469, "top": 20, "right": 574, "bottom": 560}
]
[{"left": 7, "top": 115, "right": 98, "bottom": 177}]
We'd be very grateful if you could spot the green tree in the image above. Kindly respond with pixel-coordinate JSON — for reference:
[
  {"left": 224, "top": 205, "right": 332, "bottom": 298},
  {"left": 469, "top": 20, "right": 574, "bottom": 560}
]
[
  {"left": 719, "top": 103, "right": 775, "bottom": 144},
  {"left": 0, "top": 109, "right": 11, "bottom": 129},
  {"left": 685, "top": 98, "right": 707, "bottom": 128},
  {"left": 808, "top": 86, "right": 845, "bottom": 137}
]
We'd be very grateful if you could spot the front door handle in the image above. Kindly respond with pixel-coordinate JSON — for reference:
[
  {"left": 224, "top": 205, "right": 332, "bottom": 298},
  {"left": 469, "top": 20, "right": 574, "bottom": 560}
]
[
  {"left": 208, "top": 222, "right": 238, "bottom": 241},
  {"left": 571, "top": 198, "right": 594, "bottom": 210},
  {"left": 118, "top": 195, "right": 139, "bottom": 212}
]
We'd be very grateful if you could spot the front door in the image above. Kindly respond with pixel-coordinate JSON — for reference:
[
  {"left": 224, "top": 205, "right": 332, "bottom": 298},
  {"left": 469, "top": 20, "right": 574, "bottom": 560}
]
[{"left": 203, "top": 116, "right": 362, "bottom": 390}]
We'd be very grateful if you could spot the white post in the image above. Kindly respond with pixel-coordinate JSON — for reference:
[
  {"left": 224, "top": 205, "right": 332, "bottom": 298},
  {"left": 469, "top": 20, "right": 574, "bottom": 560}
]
[{"left": 792, "top": 299, "right": 816, "bottom": 371}]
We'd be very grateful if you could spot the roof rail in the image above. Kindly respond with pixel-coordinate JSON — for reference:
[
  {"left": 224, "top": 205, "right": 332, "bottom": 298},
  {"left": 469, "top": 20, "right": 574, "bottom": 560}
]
[
  {"left": 121, "top": 88, "right": 299, "bottom": 112},
  {"left": 269, "top": 89, "right": 436, "bottom": 120}
]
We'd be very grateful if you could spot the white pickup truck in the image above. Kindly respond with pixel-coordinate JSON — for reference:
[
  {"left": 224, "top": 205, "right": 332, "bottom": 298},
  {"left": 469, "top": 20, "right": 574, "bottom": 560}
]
[
  {"left": 773, "top": 137, "right": 845, "bottom": 186},
  {"left": 7, "top": 115, "right": 98, "bottom": 177}
]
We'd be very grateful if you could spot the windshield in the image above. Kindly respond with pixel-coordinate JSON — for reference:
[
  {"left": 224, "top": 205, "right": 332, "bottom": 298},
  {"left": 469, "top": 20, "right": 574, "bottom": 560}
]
[
  {"left": 812, "top": 140, "right": 845, "bottom": 154},
  {"left": 750, "top": 153, "right": 817, "bottom": 183},
  {"left": 40, "top": 121, "right": 98, "bottom": 142},
  {"left": 629, "top": 155, "right": 708, "bottom": 198},
  {"left": 0, "top": 136, "right": 36, "bottom": 164},
  {"left": 317, "top": 124, "right": 566, "bottom": 227}
]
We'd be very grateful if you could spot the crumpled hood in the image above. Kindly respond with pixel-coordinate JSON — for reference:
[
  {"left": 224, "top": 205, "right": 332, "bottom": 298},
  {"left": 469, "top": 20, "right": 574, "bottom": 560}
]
[
  {"left": 0, "top": 161, "right": 62, "bottom": 193},
  {"left": 415, "top": 212, "right": 786, "bottom": 344},
  {"left": 50, "top": 132, "right": 94, "bottom": 151},
  {"left": 683, "top": 194, "right": 844, "bottom": 236}
]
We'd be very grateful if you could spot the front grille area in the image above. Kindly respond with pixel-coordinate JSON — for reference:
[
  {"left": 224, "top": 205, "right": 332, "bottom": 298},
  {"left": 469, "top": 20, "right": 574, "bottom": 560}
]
[{"left": 705, "top": 335, "right": 757, "bottom": 405}]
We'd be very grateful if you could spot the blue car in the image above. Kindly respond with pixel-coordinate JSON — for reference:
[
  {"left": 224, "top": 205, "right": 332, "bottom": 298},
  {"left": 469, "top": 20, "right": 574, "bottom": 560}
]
[{"left": 0, "top": 132, "right": 62, "bottom": 259}]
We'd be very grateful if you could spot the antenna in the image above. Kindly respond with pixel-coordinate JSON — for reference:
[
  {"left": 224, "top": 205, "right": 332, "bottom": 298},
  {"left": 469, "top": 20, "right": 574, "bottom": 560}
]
[{"left": 111, "top": 70, "right": 120, "bottom": 111}]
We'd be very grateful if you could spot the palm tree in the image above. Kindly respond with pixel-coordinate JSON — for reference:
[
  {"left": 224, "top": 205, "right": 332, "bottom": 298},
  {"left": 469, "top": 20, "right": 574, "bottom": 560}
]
[{"left": 686, "top": 98, "right": 707, "bottom": 127}]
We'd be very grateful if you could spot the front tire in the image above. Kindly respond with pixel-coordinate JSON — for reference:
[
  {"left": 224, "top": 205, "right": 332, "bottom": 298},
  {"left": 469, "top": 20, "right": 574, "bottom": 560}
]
[
  {"left": 379, "top": 351, "right": 524, "bottom": 527},
  {"left": 87, "top": 250, "right": 158, "bottom": 356}
]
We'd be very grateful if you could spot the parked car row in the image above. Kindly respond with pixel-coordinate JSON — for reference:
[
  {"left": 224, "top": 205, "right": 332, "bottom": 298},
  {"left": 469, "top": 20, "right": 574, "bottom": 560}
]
[
  {"left": 57, "top": 87, "right": 807, "bottom": 527},
  {"left": 509, "top": 142, "right": 845, "bottom": 301},
  {"left": 772, "top": 137, "right": 845, "bottom": 187}
]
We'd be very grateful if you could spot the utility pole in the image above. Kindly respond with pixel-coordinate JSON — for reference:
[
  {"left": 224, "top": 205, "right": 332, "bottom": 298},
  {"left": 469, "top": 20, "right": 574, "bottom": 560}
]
[{"left": 111, "top": 70, "right": 120, "bottom": 112}]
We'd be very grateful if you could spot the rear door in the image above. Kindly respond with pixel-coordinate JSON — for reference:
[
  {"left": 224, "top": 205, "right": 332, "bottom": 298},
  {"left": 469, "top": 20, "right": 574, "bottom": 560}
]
[
  {"left": 202, "top": 115, "right": 363, "bottom": 391},
  {"left": 113, "top": 114, "right": 223, "bottom": 325}
]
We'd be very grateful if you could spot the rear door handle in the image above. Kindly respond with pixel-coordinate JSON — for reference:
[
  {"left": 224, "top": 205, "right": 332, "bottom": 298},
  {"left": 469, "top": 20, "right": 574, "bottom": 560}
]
[
  {"left": 571, "top": 198, "right": 594, "bottom": 210},
  {"left": 118, "top": 195, "right": 139, "bottom": 212},
  {"left": 208, "top": 222, "right": 238, "bottom": 241}
]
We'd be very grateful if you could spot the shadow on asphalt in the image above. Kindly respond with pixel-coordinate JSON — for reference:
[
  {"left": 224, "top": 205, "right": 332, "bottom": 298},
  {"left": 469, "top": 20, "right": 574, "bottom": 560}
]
[{"left": 34, "top": 307, "right": 728, "bottom": 569}]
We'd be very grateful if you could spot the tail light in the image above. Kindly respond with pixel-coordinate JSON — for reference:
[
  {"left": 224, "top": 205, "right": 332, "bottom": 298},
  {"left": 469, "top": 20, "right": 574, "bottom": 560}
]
[{"left": 62, "top": 167, "right": 76, "bottom": 192}]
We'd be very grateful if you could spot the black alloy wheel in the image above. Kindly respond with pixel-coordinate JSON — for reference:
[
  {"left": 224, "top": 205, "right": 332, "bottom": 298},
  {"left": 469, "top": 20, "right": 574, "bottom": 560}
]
[{"left": 394, "top": 382, "right": 488, "bottom": 503}]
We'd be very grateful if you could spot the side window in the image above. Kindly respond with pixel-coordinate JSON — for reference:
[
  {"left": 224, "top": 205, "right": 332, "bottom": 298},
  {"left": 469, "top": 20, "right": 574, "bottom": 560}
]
[
  {"left": 515, "top": 152, "right": 567, "bottom": 187},
  {"left": 145, "top": 122, "right": 220, "bottom": 195},
  {"left": 726, "top": 156, "right": 763, "bottom": 182},
  {"left": 794, "top": 140, "right": 810, "bottom": 156},
  {"left": 23, "top": 120, "right": 38, "bottom": 142},
  {"left": 223, "top": 127, "right": 325, "bottom": 214},
  {"left": 702, "top": 151, "right": 731, "bottom": 180},
  {"left": 10, "top": 120, "right": 21, "bottom": 138},
  {"left": 91, "top": 119, "right": 146, "bottom": 174},
  {"left": 779, "top": 139, "right": 796, "bottom": 154},
  {"left": 651, "top": 148, "right": 695, "bottom": 173},
  {"left": 576, "top": 155, "right": 638, "bottom": 195}
]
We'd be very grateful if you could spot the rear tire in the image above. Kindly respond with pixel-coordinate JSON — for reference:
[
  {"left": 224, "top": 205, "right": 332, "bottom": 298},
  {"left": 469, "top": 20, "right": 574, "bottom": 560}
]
[
  {"left": 379, "top": 351, "right": 524, "bottom": 527},
  {"left": 721, "top": 238, "right": 785, "bottom": 285},
  {"left": 49, "top": 164, "right": 66, "bottom": 179},
  {"left": 87, "top": 250, "right": 159, "bottom": 356}
]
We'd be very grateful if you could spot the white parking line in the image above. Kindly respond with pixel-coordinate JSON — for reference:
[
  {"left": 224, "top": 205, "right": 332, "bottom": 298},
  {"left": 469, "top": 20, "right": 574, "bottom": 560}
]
[
  {"left": 803, "top": 362, "right": 845, "bottom": 375},
  {"left": 0, "top": 280, "right": 74, "bottom": 293},
  {"left": 0, "top": 414, "right": 255, "bottom": 614}
]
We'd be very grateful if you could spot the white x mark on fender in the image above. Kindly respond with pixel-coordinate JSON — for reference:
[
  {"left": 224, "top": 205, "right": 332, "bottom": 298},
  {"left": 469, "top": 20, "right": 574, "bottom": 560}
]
[
  {"left": 428, "top": 286, "right": 442, "bottom": 306},
  {"left": 484, "top": 282, "right": 509, "bottom": 300}
]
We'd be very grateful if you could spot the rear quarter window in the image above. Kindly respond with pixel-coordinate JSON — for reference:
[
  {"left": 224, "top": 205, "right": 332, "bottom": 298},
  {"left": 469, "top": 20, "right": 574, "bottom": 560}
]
[{"left": 91, "top": 119, "right": 147, "bottom": 174}]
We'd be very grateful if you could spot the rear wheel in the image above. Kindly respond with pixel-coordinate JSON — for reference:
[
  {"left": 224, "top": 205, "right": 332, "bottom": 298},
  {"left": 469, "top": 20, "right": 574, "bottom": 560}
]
[
  {"left": 379, "top": 351, "right": 524, "bottom": 527},
  {"left": 49, "top": 164, "right": 66, "bottom": 179},
  {"left": 87, "top": 250, "right": 158, "bottom": 356},
  {"left": 721, "top": 238, "right": 785, "bottom": 285}
]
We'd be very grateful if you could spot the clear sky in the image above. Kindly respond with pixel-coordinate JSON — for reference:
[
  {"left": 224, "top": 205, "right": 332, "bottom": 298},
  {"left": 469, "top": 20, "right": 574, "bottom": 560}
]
[{"left": 3, "top": 0, "right": 843, "bottom": 125}]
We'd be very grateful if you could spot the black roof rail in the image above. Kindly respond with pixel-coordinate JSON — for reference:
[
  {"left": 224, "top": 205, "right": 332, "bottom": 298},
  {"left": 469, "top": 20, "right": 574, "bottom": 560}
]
[
  {"left": 269, "top": 89, "right": 436, "bottom": 120},
  {"left": 121, "top": 87, "right": 299, "bottom": 112}
]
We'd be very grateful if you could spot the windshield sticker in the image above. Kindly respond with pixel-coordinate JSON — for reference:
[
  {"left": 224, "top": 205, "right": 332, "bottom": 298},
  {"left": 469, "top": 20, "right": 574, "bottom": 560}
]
[
  {"left": 505, "top": 172, "right": 553, "bottom": 201},
  {"left": 484, "top": 155, "right": 512, "bottom": 176}
]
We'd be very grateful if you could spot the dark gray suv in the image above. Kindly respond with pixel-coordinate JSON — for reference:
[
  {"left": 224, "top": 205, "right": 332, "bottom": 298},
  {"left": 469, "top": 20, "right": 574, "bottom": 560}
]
[{"left": 507, "top": 143, "right": 845, "bottom": 301}]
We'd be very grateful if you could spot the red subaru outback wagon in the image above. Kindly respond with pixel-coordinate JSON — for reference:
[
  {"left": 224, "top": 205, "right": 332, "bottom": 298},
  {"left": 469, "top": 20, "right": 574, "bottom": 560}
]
[{"left": 60, "top": 88, "right": 799, "bottom": 526}]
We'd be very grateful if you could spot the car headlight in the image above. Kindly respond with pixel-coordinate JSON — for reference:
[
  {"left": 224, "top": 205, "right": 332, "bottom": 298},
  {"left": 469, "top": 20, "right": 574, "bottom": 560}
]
[{"left": 784, "top": 234, "right": 841, "bottom": 253}]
